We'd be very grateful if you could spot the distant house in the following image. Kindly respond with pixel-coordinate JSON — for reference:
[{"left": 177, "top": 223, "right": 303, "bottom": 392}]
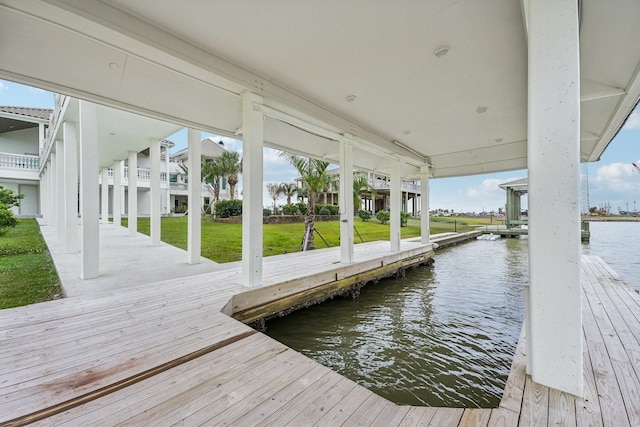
[{"left": 0, "top": 106, "right": 51, "bottom": 216}]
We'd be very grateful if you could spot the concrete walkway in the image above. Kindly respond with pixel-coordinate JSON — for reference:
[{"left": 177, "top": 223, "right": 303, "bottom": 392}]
[{"left": 38, "top": 219, "right": 234, "bottom": 298}]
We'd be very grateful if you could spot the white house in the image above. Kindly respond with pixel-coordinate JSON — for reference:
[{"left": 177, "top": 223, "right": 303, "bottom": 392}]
[{"left": 0, "top": 106, "right": 50, "bottom": 216}]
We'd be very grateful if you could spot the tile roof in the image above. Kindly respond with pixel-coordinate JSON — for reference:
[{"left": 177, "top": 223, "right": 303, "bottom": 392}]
[{"left": 0, "top": 106, "right": 52, "bottom": 120}]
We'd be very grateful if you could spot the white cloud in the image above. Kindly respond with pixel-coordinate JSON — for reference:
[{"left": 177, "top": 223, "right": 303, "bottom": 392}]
[
  {"left": 623, "top": 109, "right": 640, "bottom": 130},
  {"left": 0, "top": 81, "right": 5, "bottom": 91},
  {"left": 593, "top": 162, "right": 640, "bottom": 194}
]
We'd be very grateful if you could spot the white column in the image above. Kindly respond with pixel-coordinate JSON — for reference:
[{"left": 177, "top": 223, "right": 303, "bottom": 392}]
[
  {"left": 63, "top": 122, "right": 79, "bottom": 253},
  {"left": 420, "top": 167, "right": 430, "bottom": 244},
  {"left": 165, "top": 146, "right": 171, "bottom": 215},
  {"left": 55, "top": 140, "right": 65, "bottom": 238},
  {"left": 79, "top": 100, "right": 99, "bottom": 279},
  {"left": 390, "top": 162, "right": 401, "bottom": 251},
  {"left": 50, "top": 150, "right": 58, "bottom": 232},
  {"left": 187, "top": 129, "right": 201, "bottom": 264},
  {"left": 128, "top": 151, "right": 138, "bottom": 236},
  {"left": 101, "top": 168, "right": 109, "bottom": 224},
  {"left": 40, "top": 167, "right": 46, "bottom": 223},
  {"left": 241, "top": 92, "right": 264, "bottom": 287},
  {"left": 113, "top": 161, "right": 122, "bottom": 227},
  {"left": 150, "top": 139, "right": 161, "bottom": 246},
  {"left": 339, "top": 139, "right": 354, "bottom": 263},
  {"left": 527, "top": 0, "right": 582, "bottom": 397}
]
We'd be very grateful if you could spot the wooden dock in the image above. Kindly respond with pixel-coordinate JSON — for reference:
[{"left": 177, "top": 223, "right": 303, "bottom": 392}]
[{"left": 1, "top": 238, "right": 638, "bottom": 425}]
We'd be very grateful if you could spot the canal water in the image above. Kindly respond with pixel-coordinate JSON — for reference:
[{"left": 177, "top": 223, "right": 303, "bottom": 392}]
[{"left": 264, "top": 221, "right": 639, "bottom": 408}]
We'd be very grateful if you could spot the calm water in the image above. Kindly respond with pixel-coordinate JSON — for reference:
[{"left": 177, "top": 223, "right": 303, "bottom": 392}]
[
  {"left": 264, "top": 221, "right": 640, "bottom": 408},
  {"left": 265, "top": 237, "right": 528, "bottom": 407},
  {"left": 582, "top": 221, "right": 640, "bottom": 291}
]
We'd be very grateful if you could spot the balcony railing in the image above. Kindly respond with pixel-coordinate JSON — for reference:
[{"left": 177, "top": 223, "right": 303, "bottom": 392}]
[
  {"left": 0, "top": 152, "right": 39, "bottom": 171},
  {"left": 114, "top": 167, "right": 168, "bottom": 182},
  {"left": 372, "top": 180, "right": 420, "bottom": 193}
]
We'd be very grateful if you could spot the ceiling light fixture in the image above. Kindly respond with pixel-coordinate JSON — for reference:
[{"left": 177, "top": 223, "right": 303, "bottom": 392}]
[
  {"left": 433, "top": 46, "right": 449, "bottom": 58},
  {"left": 346, "top": 95, "right": 357, "bottom": 103},
  {"left": 476, "top": 106, "right": 488, "bottom": 114}
]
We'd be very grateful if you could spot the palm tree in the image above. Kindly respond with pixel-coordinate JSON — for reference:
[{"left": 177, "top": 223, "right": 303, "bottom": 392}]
[
  {"left": 217, "top": 151, "right": 242, "bottom": 200},
  {"left": 266, "top": 182, "right": 283, "bottom": 215},
  {"left": 281, "top": 153, "right": 331, "bottom": 250},
  {"left": 352, "top": 174, "right": 377, "bottom": 214},
  {"left": 280, "top": 182, "right": 298, "bottom": 205},
  {"left": 202, "top": 157, "right": 224, "bottom": 203}
]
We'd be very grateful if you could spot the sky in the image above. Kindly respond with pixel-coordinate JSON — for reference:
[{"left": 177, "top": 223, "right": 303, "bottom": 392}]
[{"left": 2, "top": 79, "right": 639, "bottom": 213}]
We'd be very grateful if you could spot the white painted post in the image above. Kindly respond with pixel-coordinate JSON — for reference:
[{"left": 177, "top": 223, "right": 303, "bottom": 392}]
[
  {"left": 420, "top": 166, "right": 430, "bottom": 244},
  {"left": 79, "top": 100, "right": 99, "bottom": 279},
  {"left": 241, "top": 92, "right": 264, "bottom": 287},
  {"left": 55, "top": 140, "right": 65, "bottom": 238},
  {"left": 527, "top": 0, "right": 582, "bottom": 397},
  {"left": 390, "top": 162, "right": 401, "bottom": 251},
  {"left": 113, "top": 161, "right": 122, "bottom": 227},
  {"left": 128, "top": 151, "right": 138, "bottom": 236},
  {"left": 339, "top": 139, "right": 354, "bottom": 263},
  {"left": 187, "top": 129, "right": 201, "bottom": 264},
  {"left": 150, "top": 139, "right": 161, "bottom": 246},
  {"left": 50, "top": 150, "right": 58, "bottom": 233},
  {"left": 63, "top": 122, "right": 79, "bottom": 253},
  {"left": 101, "top": 168, "right": 109, "bottom": 224},
  {"left": 165, "top": 145, "right": 171, "bottom": 215}
]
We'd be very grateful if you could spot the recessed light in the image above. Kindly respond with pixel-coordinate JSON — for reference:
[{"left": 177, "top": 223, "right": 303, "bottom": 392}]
[
  {"left": 495, "top": 138, "right": 503, "bottom": 143},
  {"left": 434, "top": 46, "right": 449, "bottom": 58},
  {"left": 403, "top": 130, "right": 411, "bottom": 135},
  {"left": 109, "top": 132, "right": 116, "bottom": 136},
  {"left": 476, "top": 106, "right": 488, "bottom": 114},
  {"left": 346, "top": 95, "right": 357, "bottom": 103},
  {"left": 109, "top": 62, "right": 120, "bottom": 70}
]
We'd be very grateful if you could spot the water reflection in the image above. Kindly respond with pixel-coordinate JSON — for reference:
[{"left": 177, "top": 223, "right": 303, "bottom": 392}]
[{"left": 265, "top": 238, "right": 528, "bottom": 407}]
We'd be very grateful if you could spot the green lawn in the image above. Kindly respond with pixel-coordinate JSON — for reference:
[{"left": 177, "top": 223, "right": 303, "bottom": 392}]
[
  {"left": 123, "top": 216, "right": 426, "bottom": 263},
  {"left": 0, "top": 219, "right": 62, "bottom": 309}
]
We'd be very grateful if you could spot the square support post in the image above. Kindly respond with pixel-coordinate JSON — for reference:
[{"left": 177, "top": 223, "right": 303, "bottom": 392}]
[
  {"left": 150, "top": 139, "right": 161, "bottom": 246},
  {"left": 339, "top": 139, "right": 354, "bottom": 263},
  {"left": 63, "top": 122, "right": 78, "bottom": 253},
  {"left": 527, "top": 0, "right": 582, "bottom": 396},
  {"left": 164, "top": 146, "right": 171, "bottom": 215},
  {"left": 390, "top": 161, "right": 401, "bottom": 251},
  {"left": 128, "top": 151, "right": 138, "bottom": 236},
  {"left": 55, "top": 140, "right": 65, "bottom": 238},
  {"left": 50, "top": 150, "right": 58, "bottom": 232},
  {"left": 187, "top": 129, "right": 201, "bottom": 264},
  {"left": 112, "top": 161, "right": 122, "bottom": 227},
  {"left": 101, "top": 168, "right": 109, "bottom": 224},
  {"left": 241, "top": 92, "right": 264, "bottom": 287},
  {"left": 420, "top": 166, "right": 430, "bottom": 244},
  {"left": 79, "top": 100, "right": 99, "bottom": 279}
]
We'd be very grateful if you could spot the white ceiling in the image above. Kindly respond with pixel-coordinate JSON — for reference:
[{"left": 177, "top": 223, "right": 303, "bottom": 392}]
[{"left": 0, "top": 0, "right": 639, "bottom": 178}]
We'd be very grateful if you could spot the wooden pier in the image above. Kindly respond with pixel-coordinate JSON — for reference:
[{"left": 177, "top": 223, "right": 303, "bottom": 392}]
[{"left": 1, "top": 236, "right": 638, "bottom": 425}]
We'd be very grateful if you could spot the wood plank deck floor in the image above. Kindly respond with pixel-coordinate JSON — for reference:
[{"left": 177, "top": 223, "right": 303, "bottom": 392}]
[{"left": 1, "top": 245, "right": 639, "bottom": 425}]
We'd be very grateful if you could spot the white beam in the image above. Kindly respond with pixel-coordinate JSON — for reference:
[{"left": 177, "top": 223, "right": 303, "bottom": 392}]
[
  {"left": 150, "top": 139, "right": 161, "bottom": 246},
  {"left": 420, "top": 167, "right": 430, "bottom": 244},
  {"left": 242, "top": 92, "right": 264, "bottom": 287},
  {"left": 100, "top": 168, "right": 109, "bottom": 224},
  {"left": 527, "top": 0, "right": 582, "bottom": 397},
  {"left": 164, "top": 146, "right": 171, "bottom": 215},
  {"left": 50, "top": 150, "right": 58, "bottom": 233},
  {"left": 127, "top": 151, "right": 138, "bottom": 236},
  {"left": 79, "top": 100, "right": 99, "bottom": 279},
  {"left": 112, "top": 160, "right": 122, "bottom": 227},
  {"left": 63, "top": 122, "right": 78, "bottom": 253},
  {"left": 390, "top": 161, "right": 401, "bottom": 251},
  {"left": 187, "top": 128, "right": 201, "bottom": 264},
  {"left": 339, "top": 140, "right": 354, "bottom": 263}
]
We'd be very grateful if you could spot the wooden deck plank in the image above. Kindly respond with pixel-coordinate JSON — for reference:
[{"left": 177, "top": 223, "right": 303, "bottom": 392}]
[
  {"left": 518, "top": 377, "right": 548, "bottom": 427},
  {"left": 339, "top": 393, "right": 393, "bottom": 426},
  {"left": 397, "top": 406, "right": 438, "bottom": 426},
  {"left": 458, "top": 408, "right": 492, "bottom": 427},
  {"left": 499, "top": 326, "right": 527, "bottom": 413},
  {"left": 370, "top": 405, "right": 412, "bottom": 426},
  {"left": 548, "top": 388, "right": 577, "bottom": 426},
  {"left": 487, "top": 407, "right": 520, "bottom": 427},
  {"left": 576, "top": 331, "right": 604, "bottom": 427},
  {"left": 426, "top": 407, "right": 464, "bottom": 426},
  {"left": 310, "top": 385, "right": 372, "bottom": 426}
]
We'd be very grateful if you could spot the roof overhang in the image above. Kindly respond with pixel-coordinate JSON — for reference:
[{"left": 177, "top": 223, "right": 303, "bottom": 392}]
[{"left": 0, "top": 0, "right": 638, "bottom": 178}]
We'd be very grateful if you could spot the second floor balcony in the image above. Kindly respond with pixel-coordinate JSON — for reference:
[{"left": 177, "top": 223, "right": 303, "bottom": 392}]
[{"left": 0, "top": 152, "right": 39, "bottom": 180}]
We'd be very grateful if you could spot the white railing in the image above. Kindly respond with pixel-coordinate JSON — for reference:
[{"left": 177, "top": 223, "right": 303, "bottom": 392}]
[
  {"left": 372, "top": 180, "right": 421, "bottom": 193},
  {"left": 0, "top": 152, "right": 39, "bottom": 170},
  {"left": 41, "top": 94, "right": 67, "bottom": 160},
  {"left": 170, "top": 183, "right": 188, "bottom": 191},
  {"left": 108, "top": 168, "right": 167, "bottom": 181}
]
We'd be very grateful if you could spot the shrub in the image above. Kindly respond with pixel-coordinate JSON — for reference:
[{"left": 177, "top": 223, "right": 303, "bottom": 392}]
[
  {"left": 203, "top": 203, "right": 211, "bottom": 215},
  {"left": 400, "top": 211, "right": 410, "bottom": 227},
  {"left": 376, "top": 210, "right": 390, "bottom": 224},
  {"left": 215, "top": 199, "right": 243, "bottom": 218},
  {"left": 315, "top": 204, "right": 339, "bottom": 215},
  {"left": 263, "top": 208, "right": 272, "bottom": 216},
  {"left": 282, "top": 204, "right": 299, "bottom": 215},
  {"left": 295, "top": 202, "right": 307, "bottom": 215},
  {"left": 0, "top": 186, "right": 22, "bottom": 236},
  {"left": 319, "top": 207, "right": 331, "bottom": 216},
  {"left": 358, "top": 210, "right": 371, "bottom": 222}
]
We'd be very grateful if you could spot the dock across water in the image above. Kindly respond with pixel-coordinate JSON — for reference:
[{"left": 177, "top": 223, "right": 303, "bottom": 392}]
[{"left": 0, "top": 227, "right": 638, "bottom": 425}]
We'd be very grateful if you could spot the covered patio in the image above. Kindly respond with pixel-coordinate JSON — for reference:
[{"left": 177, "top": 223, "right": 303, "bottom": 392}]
[{"left": 1, "top": 0, "right": 640, "bottom": 412}]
